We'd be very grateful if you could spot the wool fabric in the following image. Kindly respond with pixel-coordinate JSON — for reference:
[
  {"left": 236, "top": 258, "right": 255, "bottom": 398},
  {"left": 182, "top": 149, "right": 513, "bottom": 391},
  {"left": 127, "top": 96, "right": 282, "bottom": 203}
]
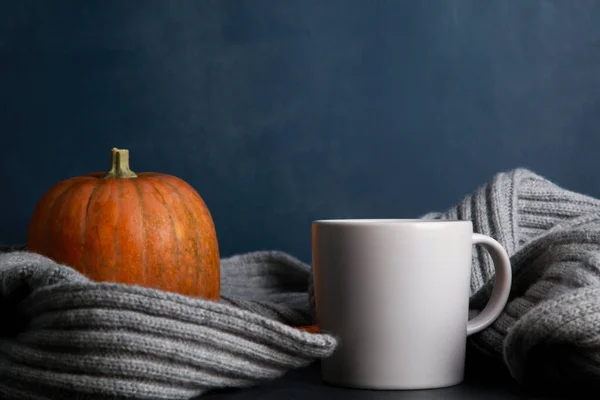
[{"left": 2, "top": 167, "right": 600, "bottom": 398}]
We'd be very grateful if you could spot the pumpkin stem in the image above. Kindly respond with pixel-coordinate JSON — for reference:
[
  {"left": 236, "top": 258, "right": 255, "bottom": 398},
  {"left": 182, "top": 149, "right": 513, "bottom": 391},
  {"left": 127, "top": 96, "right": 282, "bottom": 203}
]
[{"left": 104, "top": 148, "right": 138, "bottom": 179}]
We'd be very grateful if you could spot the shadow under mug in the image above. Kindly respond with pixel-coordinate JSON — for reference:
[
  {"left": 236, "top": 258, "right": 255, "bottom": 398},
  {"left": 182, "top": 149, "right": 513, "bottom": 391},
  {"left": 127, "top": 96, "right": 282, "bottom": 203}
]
[{"left": 310, "top": 219, "right": 512, "bottom": 390}]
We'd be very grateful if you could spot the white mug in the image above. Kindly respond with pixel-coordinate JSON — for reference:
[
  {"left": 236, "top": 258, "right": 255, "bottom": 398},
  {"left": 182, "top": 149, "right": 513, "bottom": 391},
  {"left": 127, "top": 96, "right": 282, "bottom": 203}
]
[{"left": 311, "top": 219, "right": 512, "bottom": 390}]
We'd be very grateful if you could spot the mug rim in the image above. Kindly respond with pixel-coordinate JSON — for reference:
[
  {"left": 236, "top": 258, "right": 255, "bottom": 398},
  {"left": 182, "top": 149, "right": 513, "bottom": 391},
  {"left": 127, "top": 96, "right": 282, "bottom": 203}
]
[{"left": 312, "top": 218, "right": 470, "bottom": 225}]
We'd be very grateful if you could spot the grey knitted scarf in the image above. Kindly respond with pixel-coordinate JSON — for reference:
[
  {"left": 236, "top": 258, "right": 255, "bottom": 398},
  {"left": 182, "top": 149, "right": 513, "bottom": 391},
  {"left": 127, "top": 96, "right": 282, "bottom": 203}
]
[{"left": 2, "top": 167, "right": 600, "bottom": 398}]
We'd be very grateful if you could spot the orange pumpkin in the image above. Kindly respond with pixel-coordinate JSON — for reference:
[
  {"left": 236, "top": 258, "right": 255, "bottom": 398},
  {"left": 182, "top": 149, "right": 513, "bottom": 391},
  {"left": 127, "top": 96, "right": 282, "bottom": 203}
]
[{"left": 27, "top": 148, "right": 220, "bottom": 299}]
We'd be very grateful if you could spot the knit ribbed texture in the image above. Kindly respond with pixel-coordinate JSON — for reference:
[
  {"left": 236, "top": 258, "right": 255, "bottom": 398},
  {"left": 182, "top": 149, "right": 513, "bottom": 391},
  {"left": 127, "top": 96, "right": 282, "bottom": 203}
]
[
  {"left": 0, "top": 250, "right": 336, "bottom": 399},
  {"left": 421, "top": 168, "right": 600, "bottom": 386},
  {"left": 2, "top": 167, "right": 600, "bottom": 397}
]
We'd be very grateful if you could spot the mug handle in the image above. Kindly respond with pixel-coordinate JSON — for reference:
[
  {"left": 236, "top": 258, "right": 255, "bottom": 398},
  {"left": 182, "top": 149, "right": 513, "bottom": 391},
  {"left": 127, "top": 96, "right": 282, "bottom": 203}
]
[{"left": 466, "top": 233, "right": 512, "bottom": 335}]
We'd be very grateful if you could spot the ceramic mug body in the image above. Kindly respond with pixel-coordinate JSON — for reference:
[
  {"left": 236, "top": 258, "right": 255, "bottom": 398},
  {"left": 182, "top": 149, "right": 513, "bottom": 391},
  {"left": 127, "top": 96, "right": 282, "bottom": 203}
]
[{"left": 311, "top": 219, "right": 512, "bottom": 390}]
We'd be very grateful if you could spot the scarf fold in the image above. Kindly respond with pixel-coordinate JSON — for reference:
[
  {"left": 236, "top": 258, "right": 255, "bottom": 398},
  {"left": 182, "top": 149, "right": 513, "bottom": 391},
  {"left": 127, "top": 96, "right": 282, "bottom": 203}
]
[
  {"left": 2, "top": 167, "right": 600, "bottom": 397},
  {"left": 0, "top": 251, "right": 335, "bottom": 399},
  {"left": 422, "top": 168, "right": 600, "bottom": 386}
]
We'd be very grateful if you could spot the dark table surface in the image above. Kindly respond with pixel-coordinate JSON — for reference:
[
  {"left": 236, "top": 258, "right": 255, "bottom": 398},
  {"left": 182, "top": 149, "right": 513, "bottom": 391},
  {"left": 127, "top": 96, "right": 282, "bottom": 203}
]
[{"left": 202, "top": 361, "right": 569, "bottom": 400}]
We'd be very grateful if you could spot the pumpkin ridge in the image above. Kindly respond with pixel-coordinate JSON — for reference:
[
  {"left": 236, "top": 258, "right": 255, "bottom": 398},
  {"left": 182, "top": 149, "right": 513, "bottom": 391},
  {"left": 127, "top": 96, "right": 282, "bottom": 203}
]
[
  {"left": 146, "top": 178, "right": 181, "bottom": 291},
  {"left": 112, "top": 179, "right": 123, "bottom": 281},
  {"left": 115, "top": 178, "right": 146, "bottom": 287},
  {"left": 45, "top": 180, "right": 92, "bottom": 262},
  {"left": 81, "top": 180, "right": 120, "bottom": 283},
  {"left": 81, "top": 180, "right": 103, "bottom": 276},
  {"left": 133, "top": 180, "right": 149, "bottom": 286},
  {"left": 151, "top": 175, "right": 203, "bottom": 291},
  {"left": 57, "top": 179, "right": 103, "bottom": 274},
  {"left": 156, "top": 178, "right": 185, "bottom": 265}
]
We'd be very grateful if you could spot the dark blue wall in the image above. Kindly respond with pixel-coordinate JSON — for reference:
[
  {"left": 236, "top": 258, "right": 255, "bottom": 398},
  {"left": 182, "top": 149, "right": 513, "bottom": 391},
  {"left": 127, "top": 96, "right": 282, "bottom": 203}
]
[{"left": 2, "top": 1, "right": 600, "bottom": 262}]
